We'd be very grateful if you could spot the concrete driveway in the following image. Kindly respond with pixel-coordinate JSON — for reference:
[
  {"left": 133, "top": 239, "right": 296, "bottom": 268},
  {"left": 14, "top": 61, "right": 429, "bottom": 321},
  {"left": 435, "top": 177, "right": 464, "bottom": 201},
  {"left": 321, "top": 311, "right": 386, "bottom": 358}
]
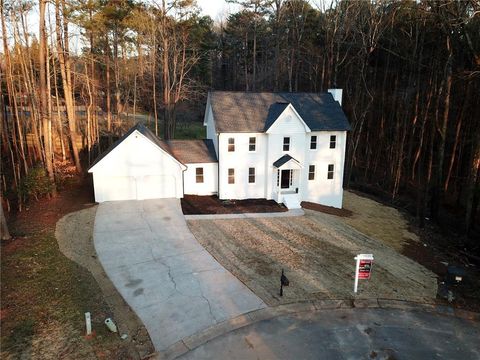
[{"left": 93, "top": 199, "right": 265, "bottom": 351}]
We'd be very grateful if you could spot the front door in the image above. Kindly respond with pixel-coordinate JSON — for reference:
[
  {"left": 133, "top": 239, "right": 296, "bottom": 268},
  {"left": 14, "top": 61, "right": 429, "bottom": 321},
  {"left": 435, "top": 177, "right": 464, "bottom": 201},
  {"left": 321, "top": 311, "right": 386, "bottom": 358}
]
[{"left": 281, "top": 170, "right": 291, "bottom": 189}]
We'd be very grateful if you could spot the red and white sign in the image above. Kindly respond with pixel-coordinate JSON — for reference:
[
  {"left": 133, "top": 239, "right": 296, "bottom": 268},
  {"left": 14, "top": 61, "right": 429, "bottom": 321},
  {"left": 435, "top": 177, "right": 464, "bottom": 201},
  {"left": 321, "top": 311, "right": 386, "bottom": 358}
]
[
  {"left": 358, "top": 259, "right": 373, "bottom": 279},
  {"left": 354, "top": 254, "right": 374, "bottom": 293}
]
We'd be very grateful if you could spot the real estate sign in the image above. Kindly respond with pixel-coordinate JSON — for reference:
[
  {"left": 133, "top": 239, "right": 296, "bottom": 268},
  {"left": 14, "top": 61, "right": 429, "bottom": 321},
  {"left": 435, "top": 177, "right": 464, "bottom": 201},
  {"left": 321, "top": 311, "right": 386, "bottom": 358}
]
[
  {"left": 358, "top": 259, "right": 373, "bottom": 279},
  {"left": 354, "top": 254, "right": 374, "bottom": 293}
]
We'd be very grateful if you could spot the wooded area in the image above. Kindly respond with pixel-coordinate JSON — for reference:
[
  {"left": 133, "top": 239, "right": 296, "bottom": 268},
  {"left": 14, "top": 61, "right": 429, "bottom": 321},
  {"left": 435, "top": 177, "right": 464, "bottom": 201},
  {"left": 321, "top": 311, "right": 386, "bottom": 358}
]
[{"left": 1, "top": 0, "right": 479, "bottom": 242}]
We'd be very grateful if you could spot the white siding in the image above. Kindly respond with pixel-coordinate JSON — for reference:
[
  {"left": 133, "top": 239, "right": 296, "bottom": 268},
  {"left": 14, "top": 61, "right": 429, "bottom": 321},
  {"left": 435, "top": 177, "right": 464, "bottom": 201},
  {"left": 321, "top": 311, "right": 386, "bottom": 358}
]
[
  {"left": 216, "top": 124, "right": 347, "bottom": 208},
  {"left": 184, "top": 162, "right": 218, "bottom": 195},
  {"left": 266, "top": 106, "right": 310, "bottom": 134},
  {"left": 89, "top": 130, "right": 184, "bottom": 202},
  {"left": 302, "top": 131, "right": 347, "bottom": 208},
  {"left": 218, "top": 133, "right": 267, "bottom": 199}
]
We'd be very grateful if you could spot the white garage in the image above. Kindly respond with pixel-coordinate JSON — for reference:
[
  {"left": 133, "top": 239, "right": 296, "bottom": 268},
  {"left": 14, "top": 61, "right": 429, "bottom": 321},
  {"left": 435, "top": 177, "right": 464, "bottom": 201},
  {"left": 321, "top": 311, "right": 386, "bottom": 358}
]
[{"left": 88, "top": 124, "right": 186, "bottom": 203}]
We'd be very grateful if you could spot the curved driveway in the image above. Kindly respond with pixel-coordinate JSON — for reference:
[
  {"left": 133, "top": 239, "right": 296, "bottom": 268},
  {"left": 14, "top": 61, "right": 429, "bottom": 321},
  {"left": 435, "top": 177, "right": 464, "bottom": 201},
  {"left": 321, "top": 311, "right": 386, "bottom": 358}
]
[{"left": 93, "top": 199, "right": 265, "bottom": 351}]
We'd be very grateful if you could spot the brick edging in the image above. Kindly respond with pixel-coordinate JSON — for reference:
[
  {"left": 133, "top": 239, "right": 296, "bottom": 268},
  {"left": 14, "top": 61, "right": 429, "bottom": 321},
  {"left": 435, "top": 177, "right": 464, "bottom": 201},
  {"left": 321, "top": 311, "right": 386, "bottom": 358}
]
[{"left": 153, "top": 299, "right": 480, "bottom": 360}]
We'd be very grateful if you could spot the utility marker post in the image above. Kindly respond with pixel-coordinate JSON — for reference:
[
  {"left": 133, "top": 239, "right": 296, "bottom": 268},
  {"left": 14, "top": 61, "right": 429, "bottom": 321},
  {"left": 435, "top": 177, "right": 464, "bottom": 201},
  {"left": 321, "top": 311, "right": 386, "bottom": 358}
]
[
  {"left": 354, "top": 254, "right": 374, "bottom": 293},
  {"left": 85, "top": 312, "right": 92, "bottom": 336}
]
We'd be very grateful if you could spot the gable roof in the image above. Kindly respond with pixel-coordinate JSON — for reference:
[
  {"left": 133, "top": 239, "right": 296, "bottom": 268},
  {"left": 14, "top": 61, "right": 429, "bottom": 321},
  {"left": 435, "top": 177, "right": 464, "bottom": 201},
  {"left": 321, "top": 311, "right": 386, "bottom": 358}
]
[
  {"left": 209, "top": 91, "right": 351, "bottom": 133},
  {"left": 273, "top": 154, "right": 301, "bottom": 168},
  {"left": 88, "top": 123, "right": 185, "bottom": 171},
  {"left": 163, "top": 139, "right": 217, "bottom": 164}
]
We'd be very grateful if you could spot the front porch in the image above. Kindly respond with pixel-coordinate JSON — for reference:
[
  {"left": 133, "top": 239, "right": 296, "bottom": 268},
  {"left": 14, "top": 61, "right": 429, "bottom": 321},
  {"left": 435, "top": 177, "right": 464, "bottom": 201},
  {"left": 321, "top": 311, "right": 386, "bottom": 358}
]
[{"left": 272, "top": 155, "right": 302, "bottom": 209}]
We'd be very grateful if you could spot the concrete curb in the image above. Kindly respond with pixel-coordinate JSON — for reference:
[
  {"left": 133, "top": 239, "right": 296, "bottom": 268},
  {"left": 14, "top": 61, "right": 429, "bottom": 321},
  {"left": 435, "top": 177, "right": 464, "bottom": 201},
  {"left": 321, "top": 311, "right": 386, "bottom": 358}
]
[
  {"left": 184, "top": 209, "right": 304, "bottom": 220},
  {"left": 154, "top": 299, "right": 480, "bottom": 360}
]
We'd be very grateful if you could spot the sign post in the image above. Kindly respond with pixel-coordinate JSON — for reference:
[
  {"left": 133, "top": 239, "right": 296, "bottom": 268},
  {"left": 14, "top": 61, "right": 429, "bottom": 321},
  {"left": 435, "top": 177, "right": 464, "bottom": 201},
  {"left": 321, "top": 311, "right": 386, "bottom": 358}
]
[{"left": 354, "top": 254, "right": 374, "bottom": 293}]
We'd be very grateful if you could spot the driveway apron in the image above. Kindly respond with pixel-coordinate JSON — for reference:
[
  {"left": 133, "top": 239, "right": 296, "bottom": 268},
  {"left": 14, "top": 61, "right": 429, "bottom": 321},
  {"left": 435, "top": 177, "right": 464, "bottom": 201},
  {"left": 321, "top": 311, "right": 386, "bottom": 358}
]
[{"left": 93, "top": 199, "right": 266, "bottom": 351}]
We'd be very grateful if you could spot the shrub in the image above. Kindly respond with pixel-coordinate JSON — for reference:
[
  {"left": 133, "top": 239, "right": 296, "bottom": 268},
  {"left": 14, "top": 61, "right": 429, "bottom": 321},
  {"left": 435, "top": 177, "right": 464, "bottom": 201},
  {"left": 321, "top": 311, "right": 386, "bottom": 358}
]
[
  {"left": 54, "top": 160, "right": 77, "bottom": 189},
  {"left": 18, "top": 166, "right": 54, "bottom": 202}
]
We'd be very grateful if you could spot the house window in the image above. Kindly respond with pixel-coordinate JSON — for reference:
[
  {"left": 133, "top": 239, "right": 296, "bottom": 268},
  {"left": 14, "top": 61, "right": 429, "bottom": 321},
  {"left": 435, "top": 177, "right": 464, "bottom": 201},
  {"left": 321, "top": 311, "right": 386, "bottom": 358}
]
[
  {"left": 330, "top": 135, "right": 336, "bottom": 149},
  {"left": 249, "top": 137, "right": 256, "bottom": 152},
  {"left": 248, "top": 168, "right": 255, "bottom": 183},
  {"left": 196, "top": 168, "right": 204, "bottom": 183},
  {"left": 228, "top": 168, "right": 235, "bottom": 184},
  {"left": 283, "top": 137, "right": 290, "bottom": 151},
  {"left": 308, "top": 165, "right": 315, "bottom": 180},
  {"left": 310, "top": 135, "right": 317, "bottom": 150},
  {"left": 327, "top": 164, "right": 334, "bottom": 179},
  {"left": 228, "top": 137, "right": 235, "bottom": 152}
]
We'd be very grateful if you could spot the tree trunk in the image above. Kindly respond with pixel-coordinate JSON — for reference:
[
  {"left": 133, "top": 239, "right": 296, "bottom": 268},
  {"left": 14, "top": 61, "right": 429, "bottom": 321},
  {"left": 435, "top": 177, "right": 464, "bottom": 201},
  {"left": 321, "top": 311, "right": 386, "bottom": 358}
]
[
  {"left": 39, "top": 0, "right": 56, "bottom": 195},
  {"left": 431, "top": 35, "right": 453, "bottom": 221},
  {"left": 465, "top": 134, "right": 480, "bottom": 233},
  {"left": 55, "top": 0, "right": 82, "bottom": 172},
  {"left": 105, "top": 38, "right": 112, "bottom": 135},
  {"left": 0, "top": 199, "right": 11, "bottom": 241}
]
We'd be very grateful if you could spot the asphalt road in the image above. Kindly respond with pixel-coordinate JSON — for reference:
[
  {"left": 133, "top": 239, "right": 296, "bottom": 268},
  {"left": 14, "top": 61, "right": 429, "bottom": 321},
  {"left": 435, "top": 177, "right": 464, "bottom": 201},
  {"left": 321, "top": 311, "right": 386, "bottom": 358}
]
[{"left": 179, "top": 308, "right": 480, "bottom": 360}]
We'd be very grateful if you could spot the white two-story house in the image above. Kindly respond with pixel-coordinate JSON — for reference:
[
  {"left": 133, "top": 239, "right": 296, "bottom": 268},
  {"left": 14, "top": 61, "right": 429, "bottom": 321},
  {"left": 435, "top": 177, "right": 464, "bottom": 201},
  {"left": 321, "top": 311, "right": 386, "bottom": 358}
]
[{"left": 88, "top": 90, "right": 350, "bottom": 209}]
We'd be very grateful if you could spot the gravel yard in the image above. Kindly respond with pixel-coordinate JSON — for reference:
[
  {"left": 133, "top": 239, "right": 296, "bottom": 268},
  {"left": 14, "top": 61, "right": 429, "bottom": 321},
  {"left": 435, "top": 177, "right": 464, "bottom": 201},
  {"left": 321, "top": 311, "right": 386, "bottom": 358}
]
[{"left": 187, "top": 192, "right": 437, "bottom": 306}]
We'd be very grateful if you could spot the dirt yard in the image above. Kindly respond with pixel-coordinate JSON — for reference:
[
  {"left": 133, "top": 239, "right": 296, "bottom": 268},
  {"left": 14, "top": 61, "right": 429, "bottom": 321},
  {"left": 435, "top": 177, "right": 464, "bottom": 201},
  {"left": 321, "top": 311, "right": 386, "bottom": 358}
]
[
  {"left": 181, "top": 195, "right": 287, "bottom": 215},
  {"left": 339, "top": 191, "right": 420, "bottom": 252},
  {"left": 187, "top": 192, "right": 437, "bottom": 306},
  {"left": 1, "top": 178, "right": 153, "bottom": 360}
]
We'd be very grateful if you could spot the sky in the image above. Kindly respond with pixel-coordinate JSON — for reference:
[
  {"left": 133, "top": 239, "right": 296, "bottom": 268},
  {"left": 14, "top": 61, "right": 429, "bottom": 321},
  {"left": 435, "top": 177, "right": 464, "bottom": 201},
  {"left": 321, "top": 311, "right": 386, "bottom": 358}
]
[
  {"left": 197, "top": 0, "right": 240, "bottom": 21},
  {"left": 196, "top": 0, "right": 332, "bottom": 22}
]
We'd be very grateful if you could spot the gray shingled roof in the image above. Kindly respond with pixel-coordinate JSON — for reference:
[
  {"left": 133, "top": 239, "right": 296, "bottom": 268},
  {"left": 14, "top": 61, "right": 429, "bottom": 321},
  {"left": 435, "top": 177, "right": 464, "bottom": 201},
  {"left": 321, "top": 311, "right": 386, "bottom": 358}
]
[
  {"left": 163, "top": 139, "right": 217, "bottom": 164},
  {"left": 89, "top": 123, "right": 207, "bottom": 170},
  {"left": 209, "top": 91, "right": 351, "bottom": 133},
  {"left": 273, "top": 154, "right": 300, "bottom": 168}
]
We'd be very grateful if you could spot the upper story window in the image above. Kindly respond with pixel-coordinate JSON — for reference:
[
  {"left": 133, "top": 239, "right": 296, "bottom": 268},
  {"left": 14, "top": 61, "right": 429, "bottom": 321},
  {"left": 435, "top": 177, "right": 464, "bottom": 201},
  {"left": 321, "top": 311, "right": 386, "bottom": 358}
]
[
  {"left": 248, "top": 168, "right": 255, "bottom": 183},
  {"left": 196, "top": 168, "right": 204, "bottom": 183},
  {"left": 330, "top": 135, "right": 336, "bottom": 149},
  {"left": 308, "top": 165, "right": 315, "bottom": 180},
  {"left": 249, "top": 137, "right": 256, "bottom": 152},
  {"left": 327, "top": 164, "right": 334, "bottom": 179},
  {"left": 310, "top": 135, "right": 317, "bottom": 150},
  {"left": 228, "top": 137, "right": 235, "bottom": 152},
  {"left": 228, "top": 168, "right": 235, "bottom": 184},
  {"left": 283, "top": 137, "right": 290, "bottom": 151}
]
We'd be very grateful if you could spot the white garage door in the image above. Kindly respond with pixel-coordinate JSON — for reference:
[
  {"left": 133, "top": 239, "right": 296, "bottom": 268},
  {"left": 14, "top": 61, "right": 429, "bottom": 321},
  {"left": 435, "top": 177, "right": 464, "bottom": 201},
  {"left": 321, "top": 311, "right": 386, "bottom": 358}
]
[
  {"left": 136, "top": 175, "right": 176, "bottom": 200},
  {"left": 96, "top": 175, "right": 177, "bottom": 201},
  {"left": 101, "top": 176, "right": 137, "bottom": 201}
]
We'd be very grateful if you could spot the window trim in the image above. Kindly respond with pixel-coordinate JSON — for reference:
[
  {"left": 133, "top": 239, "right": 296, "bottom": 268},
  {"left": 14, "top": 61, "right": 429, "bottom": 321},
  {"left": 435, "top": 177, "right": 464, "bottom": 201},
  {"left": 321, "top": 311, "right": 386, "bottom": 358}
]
[
  {"left": 228, "top": 137, "right": 235, "bottom": 152},
  {"left": 308, "top": 165, "right": 315, "bottom": 180},
  {"left": 248, "top": 167, "right": 256, "bottom": 184},
  {"left": 196, "top": 167, "right": 204, "bottom": 183},
  {"left": 228, "top": 168, "right": 235, "bottom": 184},
  {"left": 329, "top": 135, "right": 336, "bottom": 149},
  {"left": 249, "top": 137, "right": 256, "bottom": 152},
  {"left": 283, "top": 137, "right": 290, "bottom": 152},
  {"left": 310, "top": 135, "right": 317, "bottom": 150},
  {"left": 327, "top": 164, "right": 334, "bottom": 179}
]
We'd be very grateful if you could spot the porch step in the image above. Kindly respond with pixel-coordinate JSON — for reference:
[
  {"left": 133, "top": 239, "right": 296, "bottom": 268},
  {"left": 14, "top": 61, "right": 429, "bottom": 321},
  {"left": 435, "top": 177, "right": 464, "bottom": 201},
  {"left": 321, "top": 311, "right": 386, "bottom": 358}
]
[{"left": 283, "top": 193, "right": 301, "bottom": 209}]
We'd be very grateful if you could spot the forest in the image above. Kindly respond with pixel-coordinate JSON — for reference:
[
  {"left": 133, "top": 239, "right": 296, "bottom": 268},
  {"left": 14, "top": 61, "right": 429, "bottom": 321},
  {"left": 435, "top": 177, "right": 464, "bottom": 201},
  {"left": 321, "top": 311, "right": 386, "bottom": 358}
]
[{"left": 1, "top": 0, "right": 479, "bottom": 245}]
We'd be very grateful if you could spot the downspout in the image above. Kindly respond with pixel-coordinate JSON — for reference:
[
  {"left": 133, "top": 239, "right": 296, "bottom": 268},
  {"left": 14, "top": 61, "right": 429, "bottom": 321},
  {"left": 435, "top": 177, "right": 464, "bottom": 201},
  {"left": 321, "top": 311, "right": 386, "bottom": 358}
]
[
  {"left": 181, "top": 165, "right": 187, "bottom": 198},
  {"left": 217, "top": 133, "right": 220, "bottom": 198}
]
